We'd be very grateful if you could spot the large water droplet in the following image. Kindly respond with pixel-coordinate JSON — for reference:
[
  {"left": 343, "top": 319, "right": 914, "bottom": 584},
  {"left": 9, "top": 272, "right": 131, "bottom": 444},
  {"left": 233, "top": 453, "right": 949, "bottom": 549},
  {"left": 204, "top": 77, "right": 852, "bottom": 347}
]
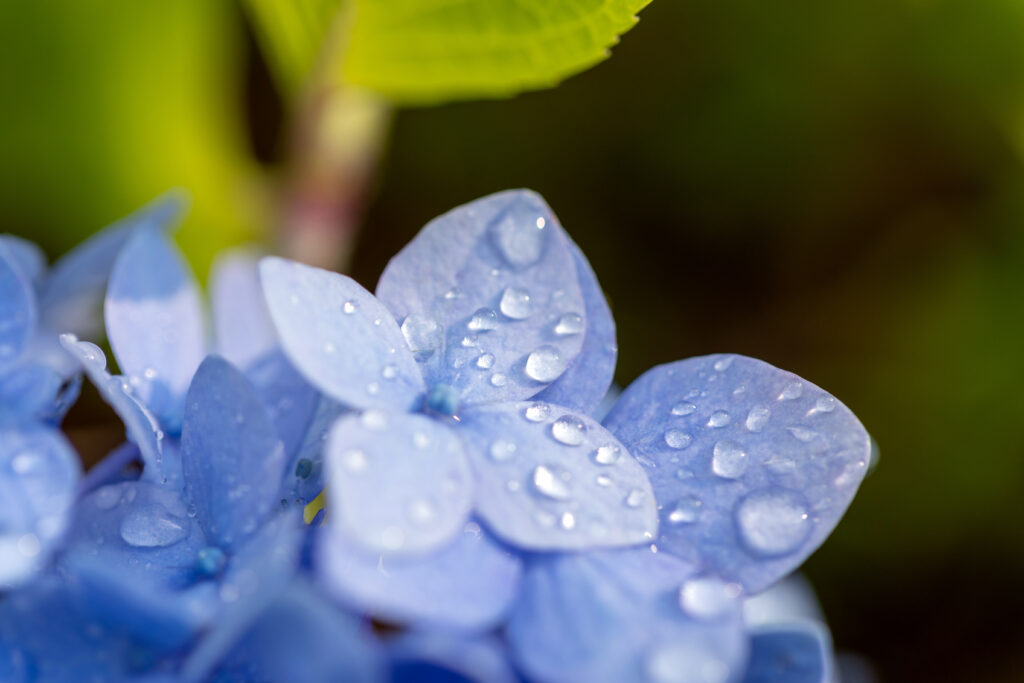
[
  {"left": 490, "top": 204, "right": 547, "bottom": 268},
  {"left": 664, "top": 429, "right": 692, "bottom": 449},
  {"left": 499, "top": 287, "right": 533, "bottom": 319},
  {"left": 468, "top": 307, "right": 499, "bottom": 332},
  {"left": 525, "top": 345, "right": 565, "bottom": 382},
  {"left": 489, "top": 439, "right": 517, "bottom": 462},
  {"left": 551, "top": 415, "right": 586, "bottom": 446},
  {"left": 120, "top": 504, "right": 189, "bottom": 548},
  {"left": 679, "top": 576, "right": 739, "bottom": 621},
  {"left": 778, "top": 382, "right": 803, "bottom": 401},
  {"left": 807, "top": 396, "right": 837, "bottom": 416},
  {"left": 401, "top": 315, "right": 442, "bottom": 358},
  {"left": 670, "top": 402, "right": 696, "bottom": 416},
  {"left": 531, "top": 465, "right": 570, "bottom": 500},
  {"left": 553, "top": 313, "right": 584, "bottom": 336},
  {"left": 524, "top": 402, "right": 551, "bottom": 422},
  {"left": 476, "top": 352, "right": 495, "bottom": 369},
  {"left": 735, "top": 488, "right": 812, "bottom": 557},
  {"left": 711, "top": 441, "right": 748, "bottom": 479},
  {"left": 707, "top": 411, "right": 731, "bottom": 428},
  {"left": 592, "top": 444, "right": 621, "bottom": 465},
  {"left": 624, "top": 489, "right": 647, "bottom": 508},
  {"left": 666, "top": 495, "right": 703, "bottom": 525},
  {"left": 745, "top": 405, "right": 770, "bottom": 432}
]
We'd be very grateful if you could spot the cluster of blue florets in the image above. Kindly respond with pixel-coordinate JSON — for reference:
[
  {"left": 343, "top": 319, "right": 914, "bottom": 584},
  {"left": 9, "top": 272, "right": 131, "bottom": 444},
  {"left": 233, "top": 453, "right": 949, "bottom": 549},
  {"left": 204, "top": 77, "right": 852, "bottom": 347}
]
[{"left": 0, "top": 190, "right": 871, "bottom": 682}]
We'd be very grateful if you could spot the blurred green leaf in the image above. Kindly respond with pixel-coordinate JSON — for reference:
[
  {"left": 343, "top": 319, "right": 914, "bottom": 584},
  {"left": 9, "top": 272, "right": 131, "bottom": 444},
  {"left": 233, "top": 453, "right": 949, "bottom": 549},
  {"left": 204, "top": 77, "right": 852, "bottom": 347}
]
[{"left": 244, "top": 0, "right": 651, "bottom": 103}]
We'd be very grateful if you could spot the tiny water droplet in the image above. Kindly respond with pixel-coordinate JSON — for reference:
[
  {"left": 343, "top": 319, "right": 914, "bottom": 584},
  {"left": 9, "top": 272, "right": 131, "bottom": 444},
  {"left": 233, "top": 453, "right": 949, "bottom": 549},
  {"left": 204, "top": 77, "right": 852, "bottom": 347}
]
[
  {"left": 366, "top": 382, "right": 381, "bottom": 396},
  {"left": 524, "top": 403, "right": 551, "bottom": 422},
  {"left": 778, "top": 382, "right": 804, "bottom": 401},
  {"left": 342, "top": 300, "right": 356, "bottom": 314},
  {"left": 468, "top": 307, "right": 499, "bottom": 332},
  {"left": 560, "top": 511, "right": 576, "bottom": 530},
  {"left": 499, "top": 287, "right": 532, "bottom": 319},
  {"left": 707, "top": 411, "right": 731, "bottom": 428},
  {"left": 444, "top": 287, "right": 461, "bottom": 301},
  {"left": 461, "top": 335, "right": 478, "bottom": 348},
  {"left": 92, "top": 485, "right": 122, "bottom": 511},
  {"left": 476, "top": 352, "right": 495, "bottom": 369},
  {"left": 407, "top": 499, "right": 437, "bottom": 526},
  {"left": 595, "top": 474, "right": 612, "bottom": 487},
  {"left": 553, "top": 313, "right": 584, "bottom": 336},
  {"left": 713, "top": 357, "right": 734, "bottom": 372},
  {"left": 489, "top": 373, "right": 508, "bottom": 387},
  {"left": 666, "top": 495, "right": 702, "bottom": 525},
  {"left": 551, "top": 415, "right": 586, "bottom": 446},
  {"left": 745, "top": 405, "right": 770, "bottom": 432},
  {"left": 670, "top": 402, "right": 696, "bottom": 416},
  {"left": 413, "top": 432, "right": 430, "bottom": 449},
  {"left": 664, "top": 429, "right": 692, "bottom": 449},
  {"left": 525, "top": 345, "right": 565, "bottom": 382},
  {"left": 381, "top": 364, "right": 398, "bottom": 380},
  {"left": 120, "top": 505, "right": 188, "bottom": 548},
  {"left": 712, "top": 440, "right": 748, "bottom": 478},
  {"left": 735, "top": 488, "right": 812, "bottom": 557},
  {"left": 490, "top": 203, "right": 547, "bottom": 268},
  {"left": 625, "top": 489, "right": 646, "bottom": 508},
  {"left": 807, "top": 396, "right": 837, "bottom": 416},
  {"left": 489, "top": 439, "right": 517, "bottom": 462},
  {"left": 360, "top": 410, "right": 388, "bottom": 431},
  {"left": 592, "top": 444, "right": 621, "bottom": 465},
  {"left": 531, "top": 465, "right": 570, "bottom": 500}
]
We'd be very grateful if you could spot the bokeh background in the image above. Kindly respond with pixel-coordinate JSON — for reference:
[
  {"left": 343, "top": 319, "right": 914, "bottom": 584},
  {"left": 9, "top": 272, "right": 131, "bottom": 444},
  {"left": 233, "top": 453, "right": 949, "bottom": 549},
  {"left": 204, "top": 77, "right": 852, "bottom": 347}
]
[{"left": 3, "top": 2, "right": 1024, "bottom": 680}]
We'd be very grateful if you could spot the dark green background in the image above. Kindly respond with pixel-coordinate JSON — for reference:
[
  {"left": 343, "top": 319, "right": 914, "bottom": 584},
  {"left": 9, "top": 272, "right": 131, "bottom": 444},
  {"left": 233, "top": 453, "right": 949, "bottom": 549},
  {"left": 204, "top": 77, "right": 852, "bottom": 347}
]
[{"left": 4, "top": 2, "right": 1023, "bottom": 680}]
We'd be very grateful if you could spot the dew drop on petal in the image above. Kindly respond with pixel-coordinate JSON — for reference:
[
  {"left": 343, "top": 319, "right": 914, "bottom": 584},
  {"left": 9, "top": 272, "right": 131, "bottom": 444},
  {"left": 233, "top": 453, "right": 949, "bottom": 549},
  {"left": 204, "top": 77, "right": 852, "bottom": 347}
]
[
  {"left": 381, "top": 364, "right": 398, "bottom": 380},
  {"left": 499, "top": 287, "right": 533, "bottom": 320},
  {"left": 787, "top": 427, "right": 819, "bottom": 443},
  {"left": 92, "top": 485, "right": 122, "bottom": 511},
  {"left": 624, "top": 489, "right": 646, "bottom": 508},
  {"left": 592, "top": 444, "right": 621, "bottom": 465},
  {"left": 360, "top": 410, "right": 388, "bottom": 431},
  {"left": 475, "top": 352, "right": 495, "bottom": 369},
  {"left": 524, "top": 403, "right": 551, "bottom": 422},
  {"left": 560, "top": 511, "right": 576, "bottom": 530},
  {"left": 401, "top": 314, "right": 443, "bottom": 358},
  {"left": 778, "top": 382, "right": 804, "bottom": 401},
  {"left": 525, "top": 345, "right": 565, "bottom": 382},
  {"left": 679, "top": 576, "right": 739, "bottom": 621},
  {"left": 531, "top": 465, "right": 570, "bottom": 500},
  {"left": 553, "top": 313, "right": 584, "bottom": 336},
  {"left": 735, "top": 488, "right": 812, "bottom": 557},
  {"left": 666, "top": 495, "right": 702, "bottom": 525},
  {"left": 468, "top": 307, "right": 499, "bottom": 332},
  {"left": 713, "top": 357, "right": 734, "bottom": 372},
  {"left": 711, "top": 440, "right": 748, "bottom": 479},
  {"left": 551, "top": 415, "right": 586, "bottom": 446},
  {"left": 595, "top": 474, "right": 612, "bottom": 487},
  {"left": 807, "top": 396, "right": 837, "bottom": 416},
  {"left": 490, "top": 207, "right": 547, "bottom": 268},
  {"left": 490, "top": 373, "right": 508, "bottom": 387},
  {"left": 664, "top": 429, "right": 692, "bottom": 450},
  {"left": 745, "top": 405, "right": 770, "bottom": 432},
  {"left": 120, "top": 505, "right": 188, "bottom": 548},
  {"left": 342, "top": 300, "right": 356, "bottom": 315},
  {"left": 707, "top": 411, "right": 731, "bottom": 428},
  {"left": 670, "top": 402, "right": 696, "bottom": 416}
]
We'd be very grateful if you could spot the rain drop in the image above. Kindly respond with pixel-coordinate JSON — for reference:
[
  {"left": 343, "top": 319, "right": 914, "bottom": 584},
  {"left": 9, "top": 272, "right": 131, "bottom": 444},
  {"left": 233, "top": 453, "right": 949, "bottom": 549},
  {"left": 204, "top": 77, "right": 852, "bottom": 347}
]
[
  {"left": 787, "top": 426, "right": 819, "bottom": 443},
  {"left": 807, "top": 396, "right": 837, "bottom": 416},
  {"left": 120, "top": 505, "right": 189, "bottom": 548},
  {"left": 490, "top": 204, "right": 547, "bottom": 268},
  {"left": 401, "top": 315, "right": 442, "bottom": 358},
  {"left": 381, "top": 364, "right": 398, "bottom": 380},
  {"left": 553, "top": 313, "right": 584, "bottom": 336},
  {"left": 340, "top": 449, "right": 369, "bottom": 473},
  {"left": 592, "top": 444, "right": 621, "bottom": 465},
  {"left": 670, "top": 402, "right": 696, "bottom": 416},
  {"left": 92, "top": 485, "right": 122, "bottom": 511},
  {"left": 713, "top": 357, "right": 734, "bottom": 372},
  {"left": 679, "top": 576, "right": 739, "bottom": 621},
  {"left": 666, "top": 495, "right": 702, "bottom": 525},
  {"left": 745, "top": 405, "right": 770, "bottom": 432},
  {"left": 664, "top": 429, "right": 692, "bottom": 449},
  {"left": 531, "top": 465, "right": 570, "bottom": 500},
  {"left": 476, "top": 352, "right": 495, "bottom": 369},
  {"left": 490, "top": 373, "right": 508, "bottom": 387},
  {"left": 735, "top": 488, "right": 812, "bottom": 557},
  {"left": 524, "top": 403, "right": 551, "bottom": 422},
  {"left": 342, "top": 300, "right": 356, "bottom": 315},
  {"left": 489, "top": 439, "right": 517, "bottom": 462},
  {"left": 468, "top": 308, "right": 499, "bottom": 332},
  {"left": 560, "top": 512, "right": 577, "bottom": 530},
  {"left": 778, "top": 382, "right": 804, "bottom": 401},
  {"left": 712, "top": 441, "right": 748, "bottom": 479},
  {"left": 625, "top": 489, "right": 647, "bottom": 508},
  {"left": 707, "top": 411, "right": 731, "bottom": 428},
  {"left": 551, "top": 415, "right": 586, "bottom": 446},
  {"left": 499, "top": 287, "right": 533, "bottom": 319},
  {"left": 525, "top": 346, "right": 565, "bottom": 382}
]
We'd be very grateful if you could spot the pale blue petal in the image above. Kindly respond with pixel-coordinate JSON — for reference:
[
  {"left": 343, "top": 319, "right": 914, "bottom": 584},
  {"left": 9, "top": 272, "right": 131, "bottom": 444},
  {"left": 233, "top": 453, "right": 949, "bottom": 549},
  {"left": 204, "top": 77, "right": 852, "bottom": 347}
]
[
  {"left": 743, "top": 574, "right": 824, "bottom": 627},
  {"left": 603, "top": 354, "right": 871, "bottom": 593},
  {"left": 456, "top": 401, "right": 657, "bottom": 551},
  {"left": 0, "top": 363, "right": 63, "bottom": 422},
  {"left": 181, "top": 356, "right": 287, "bottom": 550},
  {"left": 245, "top": 350, "right": 321, "bottom": 465},
  {"left": 105, "top": 226, "right": 206, "bottom": 433},
  {"left": 205, "top": 582, "right": 384, "bottom": 683},
  {"left": 0, "top": 234, "right": 46, "bottom": 287},
  {"left": 261, "top": 256, "right": 424, "bottom": 411},
  {"left": 375, "top": 189, "right": 587, "bottom": 406},
  {"left": 325, "top": 409, "right": 472, "bottom": 555},
  {"left": 61, "top": 334, "right": 166, "bottom": 480},
  {"left": 389, "top": 632, "right": 517, "bottom": 683},
  {"left": 318, "top": 520, "right": 521, "bottom": 630},
  {"left": 40, "top": 192, "right": 185, "bottom": 341},
  {"left": 0, "top": 424, "right": 79, "bottom": 589},
  {"left": 743, "top": 622, "right": 833, "bottom": 683},
  {"left": 210, "top": 248, "right": 277, "bottom": 369},
  {"left": 282, "top": 394, "right": 347, "bottom": 504},
  {"left": 0, "top": 242, "right": 37, "bottom": 373},
  {"left": 533, "top": 239, "right": 617, "bottom": 415},
  {"left": 78, "top": 443, "right": 142, "bottom": 496},
  {"left": 507, "top": 547, "right": 748, "bottom": 683}
]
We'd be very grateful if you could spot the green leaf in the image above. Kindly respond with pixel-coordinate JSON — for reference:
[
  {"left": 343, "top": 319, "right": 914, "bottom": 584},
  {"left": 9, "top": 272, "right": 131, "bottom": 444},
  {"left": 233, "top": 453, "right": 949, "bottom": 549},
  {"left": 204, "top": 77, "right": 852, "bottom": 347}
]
[
  {"left": 343, "top": 0, "right": 651, "bottom": 103},
  {"left": 245, "top": 0, "right": 650, "bottom": 103}
]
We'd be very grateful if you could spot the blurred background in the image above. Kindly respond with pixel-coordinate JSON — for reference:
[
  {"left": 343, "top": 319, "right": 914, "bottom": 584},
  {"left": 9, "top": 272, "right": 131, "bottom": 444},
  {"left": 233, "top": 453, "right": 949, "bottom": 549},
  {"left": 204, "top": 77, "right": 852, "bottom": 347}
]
[{"left": 3, "top": 1, "right": 1023, "bottom": 680}]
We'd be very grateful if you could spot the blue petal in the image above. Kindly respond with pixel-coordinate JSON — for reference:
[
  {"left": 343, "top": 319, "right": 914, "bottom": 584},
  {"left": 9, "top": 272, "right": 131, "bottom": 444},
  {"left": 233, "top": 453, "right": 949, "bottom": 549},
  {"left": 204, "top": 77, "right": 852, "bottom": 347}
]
[
  {"left": 0, "top": 242, "right": 37, "bottom": 373},
  {"left": 0, "top": 363, "right": 63, "bottom": 422},
  {"left": 61, "top": 335, "right": 166, "bottom": 480},
  {"left": 318, "top": 520, "right": 521, "bottom": 630},
  {"left": 40, "top": 192, "right": 185, "bottom": 341},
  {"left": 533, "top": 238, "right": 617, "bottom": 415},
  {"left": 744, "top": 574, "right": 824, "bottom": 627},
  {"left": 0, "top": 424, "right": 79, "bottom": 589},
  {"left": 210, "top": 248, "right": 277, "bottom": 370},
  {"left": 507, "top": 547, "right": 748, "bottom": 683},
  {"left": 181, "top": 356, "right": 287, "bottom": 551},
  {"left": 375, "top": 190, "right": 587, "bottom": 406},
  {"left": 603, "top": 354, "right": 871, "bottom": 593},
  {"left": 245, "top": 349, "right": 322, "bottom": 467},
  {"left": 62, "top": 480, "right": 207, "bottom": 591},
  {"left": 455, "top": 401, "right": 657, "bottom": 551},
  {"left": 389, "top": 632, "right": 518, "bottom": 683},
  {"left": 743, "top": 622, "right": 833, "bottom": 683},
  {"left": 0, "top": 234, "right": 46, "bottom": 287},
  {"left": 281, "top": 394, "right": 347, "bottom": 504},
  {"left": 105, "top": 226, "right": 206, "bottom": 433},
  {"left": 203, "top": 582, "right": 384, "bottom": 683},
  {"left": 260, "top": 256, "right": 424, "bottom": 411},
  {"left": 325, "top": 410, "right": 472, "bottom": 555}
]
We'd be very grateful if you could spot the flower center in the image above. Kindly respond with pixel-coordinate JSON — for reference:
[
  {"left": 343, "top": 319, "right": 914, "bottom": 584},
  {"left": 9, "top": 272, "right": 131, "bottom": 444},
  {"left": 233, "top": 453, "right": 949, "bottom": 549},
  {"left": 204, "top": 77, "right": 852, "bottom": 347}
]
[
  {"left": 425, "top": 383, "right": 460, "bottom": 417},
  {"left": 195, "top": 546, "right": 227, "bottom": 577}
]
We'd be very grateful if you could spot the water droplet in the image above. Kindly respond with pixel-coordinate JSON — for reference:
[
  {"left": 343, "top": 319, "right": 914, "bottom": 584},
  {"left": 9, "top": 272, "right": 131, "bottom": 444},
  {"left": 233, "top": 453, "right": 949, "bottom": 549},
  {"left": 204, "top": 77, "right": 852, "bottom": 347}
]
[
  {"left": 807, "top": 396, "right": 837, "bottom": 416},
  {"left": 489, "top": 439, "right": 517, "bottom": 461},
  {"left": 476, "top": 352, "right": 495, "bottom": 369},
  {"left": 679, "top": 576, "right": 739, "bottom": 620},
  {"left": 735, "top": 488, "right": 812, "bottom": 557},
  {"left": 342, "top": 300, "right": 356, "bottom": 314},
  {"left": 560, "top": 512, "right": 576, "bottom": 530},
  {"left": 778, "top": 382, "right": 804, "bottom": 401},
  {"left": 625, "top": 489, "right": 647, "bottom": 508},
  {"left": 499, "top": 287, "right": 533, "bottom": 319},
  {"left": 92, "top": 485, "right": 122, "bottom": 511},
  {"left": 381, "top": 364, "right": 398, "bottom": 380},
  {"left": 120, "top": 505, "right": 189, "bottom": 548},
  {"left": 592, "top": 444, "right": 621, "bottom": 465},
  {"left": 468, "top": 307, "right": 499, "bottom": 332},
  {"left": 461, "top": 335, "right": 478, "bottom": 348},
  {"left": 745, "top": 405, "right": 770, "bottom": 432},
  {"left": 707, "top": 411, "right": 731, "bottom": 428},
  {"left": 525, "top": 345, "right": 565, "bottom": 382},
  {"left": 340, "top": 449, "right": 369, "bottom": 473},
  {"left": 407, "top": 499, "right": 437, "bottom": 526},
  {"left": 531, "top": 465, "right": 570, "bottom": 500},
  {"left": 787, "top": 426, "right": 819, "bottom": 443},
  {"left": 713, "top": 357, "right": 734, "bottom": 372},
  {"left": 490, "top": 204, "right": 547, "bottom": 268},
  {"left": 551, "top": 415, "right": 586, "bottom": 446},
  {"left": 360, "top": 410, "right": 388, "bottom": 431},
  {"left": 444, "top": 287, "right": 461, "bottom": 301},
  {"left": 666, "top": 495, "right": 702, "bottom": 524},
  {"left": 670, "top": 402, "right": 696, "bottom": 416},
  {"left": 664, "top": 429, "right": 692, "bottom": 449},
  {"left": 401, "top": 315, "right": 442, "bottom": 358},
  {"left": 489, "top": 373, "right": 508, "bottom": 387},
  {"left": 595, "top": 474, "right": 612, "bottom": 487},
  {"left": 524, "top": 403, "right": 551, "bottom": 422},
  {"left": 711, "top": 440, "right": 748, "bottom": 478},
  {"left": 554, "top": 313, "right": 584, "bottom": 336}
]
